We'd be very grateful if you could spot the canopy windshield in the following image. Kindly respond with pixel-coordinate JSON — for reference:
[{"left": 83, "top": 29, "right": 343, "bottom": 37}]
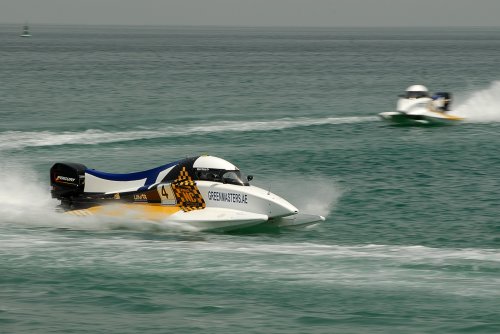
[
  {"left": 405, "top": 91, "right": 429, "bottom": 99},
  {"left": 195, "top": 169, "right": 249, "bottom": 186}
]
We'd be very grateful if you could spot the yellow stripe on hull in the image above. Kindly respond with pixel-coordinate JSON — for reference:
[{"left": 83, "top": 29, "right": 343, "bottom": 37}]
[
  {"left": 66, "top": 203, "right": 182, "bottom": 221},
  {"left": 433, "top": 111, "right": 464, "bottom": 121}
]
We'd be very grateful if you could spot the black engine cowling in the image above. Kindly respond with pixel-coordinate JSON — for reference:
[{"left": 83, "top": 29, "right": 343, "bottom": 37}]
[{"left": 50, "top": 162, "right": 86, "bottom": 199}]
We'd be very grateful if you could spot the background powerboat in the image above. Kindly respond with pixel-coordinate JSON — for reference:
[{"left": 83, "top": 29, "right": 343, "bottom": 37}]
[{"left": 379, "top": 85, "right": 464, "bottom": 125}]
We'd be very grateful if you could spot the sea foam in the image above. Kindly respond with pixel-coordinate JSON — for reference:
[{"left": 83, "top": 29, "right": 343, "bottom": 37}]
[{"left": 0, "top": 116, "right": 377, "bottom": 151}]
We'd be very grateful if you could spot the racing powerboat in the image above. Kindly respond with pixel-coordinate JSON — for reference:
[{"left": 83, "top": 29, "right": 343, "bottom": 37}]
[
  {"left": 378, "top": 85, "right": 464, "bottom": 125},
  {"left": 50, "top": 155, "right": 325, "bottom": 232}
]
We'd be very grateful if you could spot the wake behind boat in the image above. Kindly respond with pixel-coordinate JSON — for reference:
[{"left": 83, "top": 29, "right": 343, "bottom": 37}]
[
  {"left": 379, "top": 85, "right": 464, "bottom": 125},
  {"left": 50, "top": 155, "right": 325, "bottom": 232}
]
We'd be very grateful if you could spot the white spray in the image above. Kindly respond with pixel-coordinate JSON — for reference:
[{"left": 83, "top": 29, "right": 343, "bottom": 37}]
[
  {"left": 455, "top": 81, "right": 500, "bottom": 122},
  {"left": 0, "top": 163, "right": 72, "bottom": 229},
  {"left": 255, "top": 175, "right": 342, "bottom": 218}
]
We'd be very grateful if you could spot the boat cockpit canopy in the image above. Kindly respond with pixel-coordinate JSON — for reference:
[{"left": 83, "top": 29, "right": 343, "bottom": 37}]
[
  {"left": 404, "top": 85, "right": 429, "bottom": 99},
  {"left": 195, "top": 168, "right": 250, "bottom": 186},
  {"left": 405, "top": 91, "right": 429, "bottom": 99}
]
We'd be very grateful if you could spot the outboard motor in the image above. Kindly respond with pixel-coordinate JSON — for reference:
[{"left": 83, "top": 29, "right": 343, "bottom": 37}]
[
  {"left": 432, "top": 92, "right": 452, "bottom": 111},
  {"left": 50, "top": 162, "right": 86, "bottom": 200}
]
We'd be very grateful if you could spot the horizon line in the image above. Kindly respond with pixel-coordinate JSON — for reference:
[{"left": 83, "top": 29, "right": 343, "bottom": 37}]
[{"left": 1, "top": 22, "right": 500, "bottom": 29}]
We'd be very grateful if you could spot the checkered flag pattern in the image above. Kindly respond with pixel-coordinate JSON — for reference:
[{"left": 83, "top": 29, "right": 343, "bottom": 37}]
[{"left": 172, "top": 167, "right": 206, "bottom": 212}]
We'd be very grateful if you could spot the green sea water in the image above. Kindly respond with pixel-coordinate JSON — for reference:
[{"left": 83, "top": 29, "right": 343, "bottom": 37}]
[{"left": 0, "top": 24, "right": 499, "bottom": 333}]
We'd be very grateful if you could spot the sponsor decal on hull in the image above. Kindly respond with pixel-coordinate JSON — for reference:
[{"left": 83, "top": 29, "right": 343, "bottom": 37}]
[
  {"left": 133, "top": 193, "right": 148, "bottom": 202},
  {"left": 171, "top": 167, "right": 206, "bottom": 212},
  {"left": 208, "top": 191, "right": 248, "bottom": 204}
]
